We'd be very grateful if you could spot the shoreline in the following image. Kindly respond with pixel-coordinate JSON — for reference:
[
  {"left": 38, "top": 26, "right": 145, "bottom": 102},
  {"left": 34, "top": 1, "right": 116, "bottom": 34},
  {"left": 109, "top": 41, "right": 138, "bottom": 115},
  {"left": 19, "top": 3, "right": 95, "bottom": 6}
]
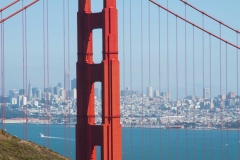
[{"left": 2, "top": 123, "right": 240, "bottom": 130}]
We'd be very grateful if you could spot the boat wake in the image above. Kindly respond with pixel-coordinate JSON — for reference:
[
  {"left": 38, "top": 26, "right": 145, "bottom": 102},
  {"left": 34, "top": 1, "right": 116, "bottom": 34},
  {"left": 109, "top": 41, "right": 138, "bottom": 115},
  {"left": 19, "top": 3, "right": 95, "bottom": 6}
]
[{"left": 39, "top": 133, "right": 75, "bottom": 141}]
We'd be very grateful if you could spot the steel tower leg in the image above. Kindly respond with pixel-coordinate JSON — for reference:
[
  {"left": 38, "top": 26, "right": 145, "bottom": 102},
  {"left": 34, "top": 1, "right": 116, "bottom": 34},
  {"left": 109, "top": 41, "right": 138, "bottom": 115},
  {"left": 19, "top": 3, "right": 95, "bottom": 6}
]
[{"left": 76, "top": 0, "right": 121, "bottom": 159}]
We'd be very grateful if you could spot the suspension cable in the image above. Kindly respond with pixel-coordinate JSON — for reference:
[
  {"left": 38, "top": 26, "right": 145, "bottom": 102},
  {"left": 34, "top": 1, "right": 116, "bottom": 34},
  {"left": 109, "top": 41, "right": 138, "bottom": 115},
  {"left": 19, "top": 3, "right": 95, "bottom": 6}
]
[
  {"left": 25, "top": 7, "right": 28, "bottom": 141},
  {"left": 209, "top": 34, "right": 212, "bottom": 160},
  {"left": 141, "top": 0, "right": 144, "bottom": 159},
  {"left": 67, "top": 0, "right": 71, "bottom": 157},
  {"left": 159, "top": 6, "right": 162, "bottom": 160},
  {"left": 220, "top": 23, "right": 222, "bottom": 160},
  {"left": 185, "top": 3, "right": 188, "bottom": 160},
  {"left": 0, "top": 9, "right": 4, "bottom": 131},
  {"left": 46, "top": 0, "right": 50, "bottom": 148},
  {"left": 1, "top": 22, "right": 4, "bottom": 131},
  {"left": 63, "top": 0, "right": 66, "bottom": 156},
  {"left": 1, "top": 13, "right": 5, "bottom": 131},
  {"left": 130, "top": 0, "right": 132, "bottom": 159},
  {"left": 148, "top": 1, "right": 152, "bottom": 159},
  {"left": 167, "top": 0, "right": 170, "bottom": 159},
  {"left": 176, "top": 16, "right": 179, "bottom": 160},
  {"left": 22, "top": 0, "right": 25, "bottom": 141},
  {"left": 42, "top": 0, "right": 46, "bottom": 147},
  {"left": 226, "top": 43, "right": 228, "bottom": 160},
  {"left": 237, "top": 31, "right": 239, "bottom": 160},
  {"left": 122, "top": 0, "right": 126, "bottom": 159},
  {"left": 202, "top": 13, "right": 206, "bottom": 160},
  {"left": 193, "top": 25, "right": 196, "bottom": 160}
]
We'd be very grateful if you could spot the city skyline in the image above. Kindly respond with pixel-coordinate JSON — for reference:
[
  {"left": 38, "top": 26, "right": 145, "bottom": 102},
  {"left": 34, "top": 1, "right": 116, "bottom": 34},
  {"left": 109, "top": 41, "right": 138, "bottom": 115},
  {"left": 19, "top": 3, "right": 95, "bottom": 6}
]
[{"left": 1, "top": 0, "right": 240, "bottom": 99}]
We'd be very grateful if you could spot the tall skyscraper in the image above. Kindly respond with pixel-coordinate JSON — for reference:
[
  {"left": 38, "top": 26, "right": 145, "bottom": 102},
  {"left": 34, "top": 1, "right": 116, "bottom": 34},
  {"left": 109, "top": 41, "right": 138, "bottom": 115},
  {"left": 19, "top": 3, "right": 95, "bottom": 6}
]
[
  {"left": 9, "top": 89, "right": 15, "bottom": 99},
  {"left": 203, "top": 88, "right": 210, "bottom": 99},
  {"left": 19, "top": 89, "right": 25, "bottom": 95},
  {"left": 32, "top": 87, "right": 38, "bottom": 97},
  {"left": 37, "top": 89, "right": 42, "bottom": 100},
  {"left": 54, "top": 86, "right": 60, "bottom": 95},
  {"left": 17, "top": 95, "right": 23, "bottom": 107},
  {"left": 71, "top": 78, "right": 76, "bottom": 90},
  {"left": 65, "top": 70, "right": 70, "bottom": 98},
  {"left": 13, "top": 92, "right": 19, "bottom": 98},
  {"left": 28, "top": 79, "right": 32, "bottom": 101},
  {"left": 146, "top": 86, "right": 153, "bottom": 98},
  {"left": 58, "top": 82, "right": 62, "bottom": 88},
  {"left": 153, "top": 89, "right": 159, "bottom": 97}
]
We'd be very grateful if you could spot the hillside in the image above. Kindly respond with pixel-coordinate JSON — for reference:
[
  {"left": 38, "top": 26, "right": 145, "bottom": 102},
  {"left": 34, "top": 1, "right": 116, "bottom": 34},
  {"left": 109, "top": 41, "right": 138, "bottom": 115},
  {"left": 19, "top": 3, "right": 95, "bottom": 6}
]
[{"left": 0, "top": 130, "right": 70, "bottom": 160}]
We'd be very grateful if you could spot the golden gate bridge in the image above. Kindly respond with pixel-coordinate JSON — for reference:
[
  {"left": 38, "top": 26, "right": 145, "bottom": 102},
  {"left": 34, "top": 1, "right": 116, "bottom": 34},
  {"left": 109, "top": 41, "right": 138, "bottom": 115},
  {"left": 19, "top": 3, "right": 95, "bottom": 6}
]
[{"left": 0, "top": 0, "right": 240, "bottom": 159}]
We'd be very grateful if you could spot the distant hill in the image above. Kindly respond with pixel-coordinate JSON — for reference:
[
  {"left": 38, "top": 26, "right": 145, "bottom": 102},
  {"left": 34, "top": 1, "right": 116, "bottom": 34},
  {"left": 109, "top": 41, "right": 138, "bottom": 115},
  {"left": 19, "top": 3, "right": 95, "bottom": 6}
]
[{"left": 0, "top": 130, "right": 70, "bottom": 160}]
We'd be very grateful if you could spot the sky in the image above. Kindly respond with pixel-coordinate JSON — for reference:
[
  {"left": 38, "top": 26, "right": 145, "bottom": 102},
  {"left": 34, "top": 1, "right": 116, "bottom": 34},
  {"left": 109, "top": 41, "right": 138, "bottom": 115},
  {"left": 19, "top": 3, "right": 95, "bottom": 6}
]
[{"left": 0, "top": 0, "right": 240, "bottom": 99}]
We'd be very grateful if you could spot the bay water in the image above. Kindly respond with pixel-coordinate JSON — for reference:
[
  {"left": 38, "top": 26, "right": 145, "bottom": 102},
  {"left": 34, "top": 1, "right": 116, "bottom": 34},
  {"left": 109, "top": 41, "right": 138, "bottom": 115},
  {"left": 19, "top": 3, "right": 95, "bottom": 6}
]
[{"left": 2, "top": 124, "right": 240, "bottom": 160}]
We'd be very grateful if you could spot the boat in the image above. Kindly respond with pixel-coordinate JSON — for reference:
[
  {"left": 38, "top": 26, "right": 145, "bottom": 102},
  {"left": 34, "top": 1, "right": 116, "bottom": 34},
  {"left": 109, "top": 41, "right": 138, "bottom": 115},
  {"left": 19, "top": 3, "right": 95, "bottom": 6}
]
[
  {"left": 39, "top": 133, "right": 44, "bottom": 137},
  {"left": 166, "top": 125, "right": 184, "bottom": 129}
]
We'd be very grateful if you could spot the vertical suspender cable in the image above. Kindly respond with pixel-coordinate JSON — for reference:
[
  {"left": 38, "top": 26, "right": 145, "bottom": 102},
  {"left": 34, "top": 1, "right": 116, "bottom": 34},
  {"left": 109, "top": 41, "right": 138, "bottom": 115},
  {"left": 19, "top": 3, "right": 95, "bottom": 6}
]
[
  {"left": 209, "top": 34, "right": 212, "bottom": 160},
  {"left": 122, "top": 0, "right": 126, "bottom": 158},
  {"left": 176, "top": 16, "right": 178, "bottom": 160},
  {"left": 2, "top": 23, "right": 4, "bottom": 132},
  {"left": 2, "top": 22, "right": 4, "bottom": 131},
  {"left": 193, "top": 25, "right": 196, "bottom": 160},
  {"left": 159, "top": 6, "right": 162, "bottom": 160},
  {"left": 202, "top": 14, "right": 205, "bottom": 160},
  {"left": 67, "top": 0, "right": 71, "bottom": 157},
  {"left": 2, "top": 23, "right": 6, "bottom": 129},
  {"left": 148, "top": 1, "right": 152, "bottom": 159},
  {"left": 25, "top": 7, "right": 28, "bottom": 141},
  {"left": 46, "top": 0, "right": 50, "bottom": 148},
  {"left": 63, "top": 0, "right": 66, "bottom": 156},
  {"left": 167, "top": 0, "right": 170, "bottom": 159},
  {"left": 141, "top": 0, "right": 144, "bottom": 159},
  {"left": 185, "top": 3, "right": 188, "bottom": 160},
  {"left": 1, "top": 14, "right": 4, "bottom": 131},
  {"left": 43, "top": 0, "right": 46, "bottom": 147},
  {"left": 237, "top": 32, "right": 239, "bottom": 160},
  {"left": 0, "top": 11, "right": 2, "bottom": 130},
  {"left": 226, "top": 43, "right": 228, "bottom": 160},
  {"left": 130, "top": 0, "right": 132, "bottom": 159},
  {"left": 220, "top": 23, "right": 222, "bottom": 160},
  {"left": 0, "top": 10, "right": 4, "bottom": 131},
  {"left": 22, "top": 0, "right": 25, "bottom": 140}
]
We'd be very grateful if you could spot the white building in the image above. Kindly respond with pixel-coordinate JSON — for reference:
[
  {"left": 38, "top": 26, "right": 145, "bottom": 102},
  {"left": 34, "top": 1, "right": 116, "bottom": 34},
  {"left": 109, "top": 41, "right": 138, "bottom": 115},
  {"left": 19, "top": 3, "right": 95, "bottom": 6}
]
[
  {"left": 153, "top": 89, "right": 159, "bottom": 97},
  {"left": 146, "top": 86, "right": 153, "bottom": 98},
  {"left": 60, "top": 89, "right": 66, "bottom": 100},
  {"left": 22, "top": 96, "right": 27, "bottom": 105},
  {"left": 203, "top": 88, "right": 210, "bottom": 99},
  {"left": 71, "top": 88, "right": 77, "bottom": 99},
  {"left": 11, "top": 98, "right": 17, "bottom": 105},
  {"left": 33, "top": 101, "right": 39, "bottom": 106}
]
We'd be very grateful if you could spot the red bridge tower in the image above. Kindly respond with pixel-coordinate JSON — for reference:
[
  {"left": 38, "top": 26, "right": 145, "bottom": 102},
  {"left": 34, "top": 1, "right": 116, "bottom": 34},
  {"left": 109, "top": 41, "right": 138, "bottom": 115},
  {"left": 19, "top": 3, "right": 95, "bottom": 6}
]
[{"left": 76, "top": 0, "right": 121, "bottom": 159}]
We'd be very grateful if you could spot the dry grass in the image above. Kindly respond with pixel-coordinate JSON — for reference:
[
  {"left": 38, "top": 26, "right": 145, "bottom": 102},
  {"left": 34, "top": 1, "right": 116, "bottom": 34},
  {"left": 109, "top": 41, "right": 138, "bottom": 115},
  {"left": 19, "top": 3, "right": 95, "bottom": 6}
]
[{"left": 0, "top": 130, "right": 70, "bottom": 160}]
